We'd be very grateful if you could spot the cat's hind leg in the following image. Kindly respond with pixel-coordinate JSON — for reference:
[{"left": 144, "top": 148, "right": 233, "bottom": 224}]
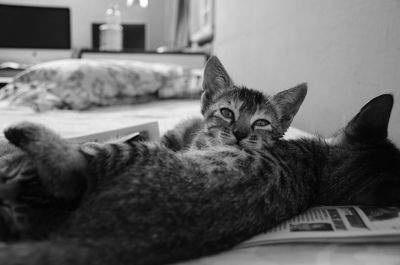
[
  {"left": 4, "top": 122, "right": 88, "bottom": 201},
  {"left": 0, "top": 150, "right": 34, "bottom": 241}
]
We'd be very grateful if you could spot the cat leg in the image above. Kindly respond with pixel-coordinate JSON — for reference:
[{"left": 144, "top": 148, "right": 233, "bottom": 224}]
[
  {"left": 0, "top": 151, "right": 33, "bottom": 241},
  {"left": 161, "top": 117, "right": 203, "bottom": 152},
  {"left": 3, "top": 122, "right": 88, "bottom": 201},
  {"left": 0, "top": 172, "right": 20, "bottom": 241}
]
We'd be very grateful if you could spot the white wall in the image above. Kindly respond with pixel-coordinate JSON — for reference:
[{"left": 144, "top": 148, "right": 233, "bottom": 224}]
[
  {"left": 213, "top": 0, "right": 400, "bottom": 145},
  {"left": 0, "top": 0, "right": 166, "bottom": 50}
]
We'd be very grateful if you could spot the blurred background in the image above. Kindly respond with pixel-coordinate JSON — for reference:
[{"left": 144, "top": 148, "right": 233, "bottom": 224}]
[{"left": 0, "top": 0, "right": 399, "bottom": 144}]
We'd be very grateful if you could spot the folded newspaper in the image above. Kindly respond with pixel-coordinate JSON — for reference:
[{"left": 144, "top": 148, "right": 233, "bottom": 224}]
[
  {"left": 239, "top": 206, "right": 400, "bottom": 248},
  {"left": 67, "top": 121, "right": 160, "bottom": 143}
]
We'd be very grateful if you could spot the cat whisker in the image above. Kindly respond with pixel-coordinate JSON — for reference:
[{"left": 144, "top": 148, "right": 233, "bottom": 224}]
[
  {"left": 249, "top": 135, "right": 258, "bottom": 141},
  {"left": 220, "top": 133, "right": 232, "bottom": 139}
]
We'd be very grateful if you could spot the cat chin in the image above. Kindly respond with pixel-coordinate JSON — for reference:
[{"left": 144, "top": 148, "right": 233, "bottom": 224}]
[
  {"left": 223, "top": 141, "right": 258, "bottom": 152},
  {"left": 240, "top": 144, "right": 261, "bottom": 152}
]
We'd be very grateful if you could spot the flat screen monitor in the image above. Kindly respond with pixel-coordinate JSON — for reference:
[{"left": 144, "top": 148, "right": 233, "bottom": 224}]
[{"left": 0, "top": 4, "right": 71, "bottom": 49}]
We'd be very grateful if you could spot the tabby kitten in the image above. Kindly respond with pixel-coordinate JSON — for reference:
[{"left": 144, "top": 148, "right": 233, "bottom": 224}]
[
  {"left": 0, "top": 56, "right": 307, "bottom": 241},
  {"left": 0, "top": 92, "right": 399, "bottom": 265},
  {"left": 161, "top": 56, "right": 308, "bottom": 152}
]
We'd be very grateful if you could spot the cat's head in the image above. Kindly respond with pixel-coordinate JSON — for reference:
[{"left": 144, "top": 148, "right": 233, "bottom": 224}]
[
  {"left": 327, "top": 94, "right": 400, "bottom": 205},
  {"left": 200, "top": 56, "right": 307, "bottom": 150}
]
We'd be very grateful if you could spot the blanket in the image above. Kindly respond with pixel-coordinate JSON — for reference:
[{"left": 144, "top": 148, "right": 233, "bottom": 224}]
[{"left": 0, "top": 59, "right": 202, "bottom": 111}]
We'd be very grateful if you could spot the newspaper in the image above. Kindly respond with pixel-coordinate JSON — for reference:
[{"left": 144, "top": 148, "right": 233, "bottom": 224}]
[
  {"left": 239, "top": 206, "right": 400, "bottom": 248},
  {"left": 67, "top": 121, "right": 160, "bottom": 143}
]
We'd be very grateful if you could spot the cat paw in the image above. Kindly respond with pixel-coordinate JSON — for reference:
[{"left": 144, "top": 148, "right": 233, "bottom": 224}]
[
  {"left": 4, "top": 122, "right": 45, "bottom": 148},
  {"left": 0, "top": 152, "right": 35, "bottom": 202}
]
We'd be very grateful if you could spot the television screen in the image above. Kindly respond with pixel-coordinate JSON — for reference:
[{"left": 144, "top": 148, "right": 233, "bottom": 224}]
[{"left": 0, "top": 4, "right": 71, "bottom": 49}]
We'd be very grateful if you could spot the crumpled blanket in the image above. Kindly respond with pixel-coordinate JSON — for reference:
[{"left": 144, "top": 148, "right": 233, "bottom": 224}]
[{"left": 0, "top": 59, "right": 202, "bottom": 111}]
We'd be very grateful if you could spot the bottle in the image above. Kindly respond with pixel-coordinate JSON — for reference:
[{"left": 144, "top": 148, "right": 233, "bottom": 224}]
[{"left": 99, "top": 4, "right": 123, "bottom": 51}]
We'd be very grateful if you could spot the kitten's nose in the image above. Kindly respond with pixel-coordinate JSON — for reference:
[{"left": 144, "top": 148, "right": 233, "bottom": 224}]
[{"left": 233, "top": 129, "right": 248, "bottom": 142}]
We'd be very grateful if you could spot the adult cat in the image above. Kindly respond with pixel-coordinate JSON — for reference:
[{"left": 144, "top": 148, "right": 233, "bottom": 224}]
[{"left": 0, "top": 93, "right": 398, "bottom": 265}]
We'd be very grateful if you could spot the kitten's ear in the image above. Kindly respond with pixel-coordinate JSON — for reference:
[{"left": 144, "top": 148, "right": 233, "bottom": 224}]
[
  {"left": 343, "top": 94, "right": 393, "bottom": 143},
  {"left": 202, "top": 56, "right": 233, "bottom": 97},
  {"left": 271, "top": 83, "right": 308, "bottom": 131}
]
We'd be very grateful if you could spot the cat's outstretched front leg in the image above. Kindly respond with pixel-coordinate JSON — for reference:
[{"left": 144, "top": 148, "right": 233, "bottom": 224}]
[{"left": 4, "top": 122, "right": 88, "bottom": 200}]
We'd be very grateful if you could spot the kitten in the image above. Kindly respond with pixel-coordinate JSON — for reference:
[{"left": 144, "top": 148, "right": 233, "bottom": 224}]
[
  {"left": 161, "top": 56, "right": 308, "bottom": 152},
  {"left": 0, "top": 56, "right": 307, "bottom": 241},
  {"left": 0, "top": 93, "right": 399, "bottom": 265}
]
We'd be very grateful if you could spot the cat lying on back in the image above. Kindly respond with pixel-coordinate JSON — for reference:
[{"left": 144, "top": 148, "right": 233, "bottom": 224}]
[
  {"left": 0, "top": 69, "right": 399, "bottom": 265},
  {"left": 0, "top": 56, "right": 308, "bottom": 242},
  {"left": 161, "top": 56, "right": 307, "bottom": 152}
]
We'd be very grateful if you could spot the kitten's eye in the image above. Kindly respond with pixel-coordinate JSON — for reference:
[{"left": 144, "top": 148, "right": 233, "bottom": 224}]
[
  {"left": 253, "top": 119, "right": 270, "bottom": 127},
  {"left": 220, "top": 108, "right": 234, "bottom": 120}
]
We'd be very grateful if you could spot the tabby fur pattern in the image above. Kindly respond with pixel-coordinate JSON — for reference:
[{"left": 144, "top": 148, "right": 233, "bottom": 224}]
[
  {"left": 161, "top": 57, "right": 307, "bottom": 152},
  {"left": 0, "top": 65, "right": 399, "bottom": 265}
]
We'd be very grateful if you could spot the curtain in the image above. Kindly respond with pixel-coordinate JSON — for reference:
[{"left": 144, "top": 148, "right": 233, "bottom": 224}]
[
  {"left": 174, "top": 0, "right": 190, "bottom": 49},
  {"left": 164, "top": 0, "right": 190, "bottom": 50}
]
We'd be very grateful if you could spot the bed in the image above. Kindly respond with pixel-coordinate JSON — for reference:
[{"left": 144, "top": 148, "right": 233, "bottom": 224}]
[
  {"left": 0, "top": 59, "right": 203, "bottom": 111},
  {"left": 0, "top": 58, "right": 307, "bottom": 139},
  {"left": 179, "top": 243, "right": 400, "bottom": 265},
  {"left": 0, "top": 98, "right": 201, "bottom": 139},
  {"left": 0, "top": 58, "right": 205, "bottom": 137},
  {"left": 0, "top": 59, "right": 398, "bottom": 265}
]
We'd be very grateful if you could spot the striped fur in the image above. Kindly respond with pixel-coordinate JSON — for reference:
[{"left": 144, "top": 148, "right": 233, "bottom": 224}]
[
  {"left": 161, "top": 56, "right": 307, "bottom": 152},
  {"left": 160, "top": 117, "right": 203, "bottom": 151},
  {"left": 0, "top": 94, "right": 399, "bottom": 265}
]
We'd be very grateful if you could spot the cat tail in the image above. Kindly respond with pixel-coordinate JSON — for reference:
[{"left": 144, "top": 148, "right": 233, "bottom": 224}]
[
  {"left": 0, "top": 240, "right": 91, "bottom": 265},
  {"left": 161, "top": 117, "right": 203, "bottom": 152}
]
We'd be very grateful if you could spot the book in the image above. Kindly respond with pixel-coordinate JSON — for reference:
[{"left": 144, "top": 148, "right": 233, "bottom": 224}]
[{"left": 238, "top": 205, "right": 400, "bottom": 248}]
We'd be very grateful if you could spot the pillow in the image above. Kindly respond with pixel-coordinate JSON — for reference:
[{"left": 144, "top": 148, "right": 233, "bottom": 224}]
[{"left": 0, "top": 59, "right": 202, "bottom": 111}]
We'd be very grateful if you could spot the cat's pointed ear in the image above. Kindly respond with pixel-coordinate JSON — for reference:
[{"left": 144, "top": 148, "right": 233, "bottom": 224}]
[
  {"left": 202, "top": 56, "right": 233, "bottom": 97},
  {"left": 343, "top": 94, "right": 393, "bottom": 143},
  {"left": 271, "top": 83, "right": 308, "bottom": 132}
]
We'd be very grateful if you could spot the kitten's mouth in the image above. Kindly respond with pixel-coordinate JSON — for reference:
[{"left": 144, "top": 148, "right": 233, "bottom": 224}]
[
  {"left": 220, "top": 135, "right": 247, "bottom": 149},
  {"left": 229, "top": 141, "right": 246, "bottom": 150}
]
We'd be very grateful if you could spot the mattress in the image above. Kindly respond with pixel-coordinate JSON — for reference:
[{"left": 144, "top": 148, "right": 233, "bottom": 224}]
[
  {"left": 0, "top": 99, "right": 309, "bottom": 140},
  {"left": 178, "top": 243, "right": 400, "bottom": 265},
  {"left": 0, "top": 99, "right": 201, "bottom": 139}
]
